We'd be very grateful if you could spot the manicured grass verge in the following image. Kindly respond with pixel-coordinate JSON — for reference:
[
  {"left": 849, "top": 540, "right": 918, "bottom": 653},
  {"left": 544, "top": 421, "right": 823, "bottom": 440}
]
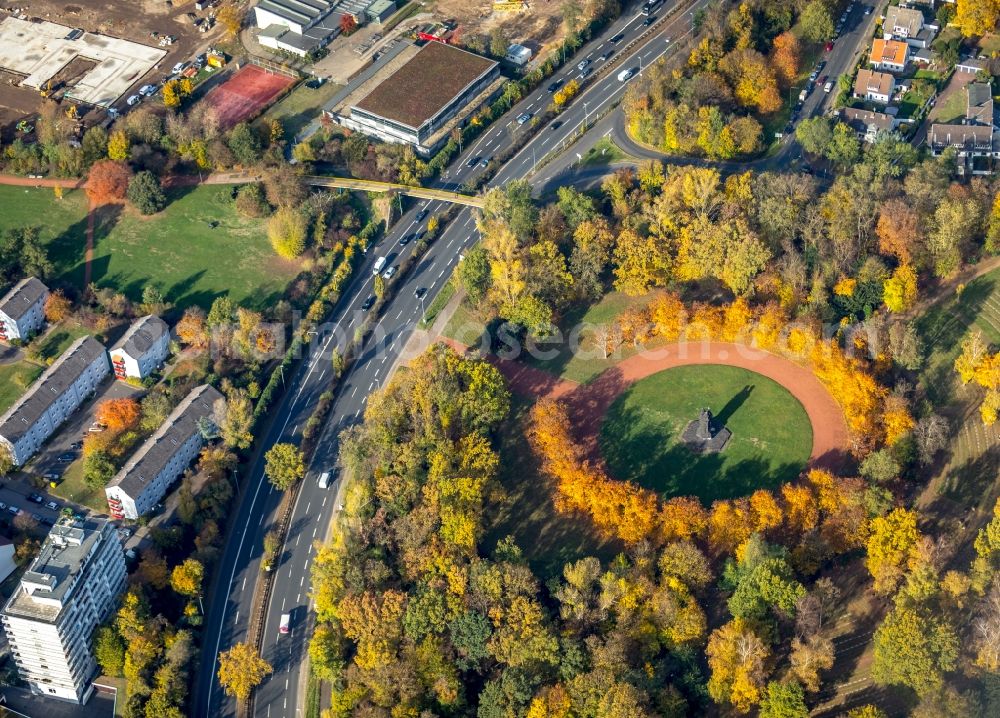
[
  {"left": 30, "top": 322, "right": 93, "bottom": 363},
  {"left": 486, "top": 398, "right": 621, "bottom": 578},
  {"left": 599, "top": 365, "right": 812, "bottom": 503},
  {"left": 580, "top": 137, "right": 630, "bottom": 166},
  {"left": 49, "top": 459, "right": 108, "bottom": 512},
  {"left": 419, "top": 279, "right": 456, "bottom": 328},
  {"left": 88, "top": 185, "right": 301, "bottom": 311},
  {"left": 0, "top": 361, "right": 42, "bottom": 414}
]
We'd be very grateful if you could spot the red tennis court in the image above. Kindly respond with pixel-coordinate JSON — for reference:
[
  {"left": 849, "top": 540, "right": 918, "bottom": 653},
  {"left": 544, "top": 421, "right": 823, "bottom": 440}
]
[{"left": 202, "top": 64, "right": 296, "bottom": 129}]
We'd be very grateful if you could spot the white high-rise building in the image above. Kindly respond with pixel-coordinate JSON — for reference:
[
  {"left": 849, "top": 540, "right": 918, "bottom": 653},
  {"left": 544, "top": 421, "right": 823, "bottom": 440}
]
[{"left": 1, "top": 518, "right": 126, "bottom": 703}]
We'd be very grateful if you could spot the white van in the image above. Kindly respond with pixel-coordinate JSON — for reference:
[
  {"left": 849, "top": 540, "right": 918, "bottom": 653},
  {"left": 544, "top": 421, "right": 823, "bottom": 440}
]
[
  {"left": 823, "top": 81, "right": 833, "bottom": 93},
  {"left": 318, "top": 471, "right": 331, "bottom": 489},
  {"left": 279, "top": 613, "right": 290, "bottom": 634},
  {"left": 372, "top": 256, "right": 387, "bottom": 275},
  {"left": 617, "top": 68, "right": 634, "bottom": 82}
]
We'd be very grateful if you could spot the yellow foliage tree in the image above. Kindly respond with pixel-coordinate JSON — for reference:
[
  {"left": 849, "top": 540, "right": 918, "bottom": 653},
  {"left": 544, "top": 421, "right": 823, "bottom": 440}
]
[
  {"left": 217, "top": 642, "right": 272, "bottom": 701},
  {"left": 107, "top": 129, "right": 130, "bottom": 161},
  {"left": 707, "top": 618, "right": 771, "bottom": 713},
  {"left": 883, "top": 264, "right": 918, "bottom": 313},
  {"left": 866, "top": 508, "right": 922, "bottom": 595}
]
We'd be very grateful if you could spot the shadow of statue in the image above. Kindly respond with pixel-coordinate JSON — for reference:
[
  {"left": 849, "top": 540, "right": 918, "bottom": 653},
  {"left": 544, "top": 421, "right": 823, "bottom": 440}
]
[{"left": 715, "top": 384, "right": 754, "bottom": 426}]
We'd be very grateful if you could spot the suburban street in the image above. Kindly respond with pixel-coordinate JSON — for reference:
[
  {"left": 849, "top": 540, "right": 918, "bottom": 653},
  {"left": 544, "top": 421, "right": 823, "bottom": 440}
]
[{"left": 197, "top": 0, "right": 887, "bottom": 716}]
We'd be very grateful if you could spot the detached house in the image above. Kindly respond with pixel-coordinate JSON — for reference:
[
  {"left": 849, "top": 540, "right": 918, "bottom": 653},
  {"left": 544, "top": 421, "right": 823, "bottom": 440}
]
[
  {"left": 105, "top": 384, "right": 224, "bottom": 520},
  {"left": 883, "top": 6, "right": 936, "bottom": 48},
  {"left": 841, "top": 108, "right": 895, "bottom": 143},
  {"left": 883, "top": 6, "right": 923, "bottom": 40},
  {"left": 109, "top": 315, "right": 169, "bottom": 381},
  {"left": 869, "top": 39, "right": 909, "bottom": 73},
  {"left": 853, "top": 69, "right": 896, "bottom": 104},
  {"left": 0, "top": 277, "right": 48, "bottom": 343}
]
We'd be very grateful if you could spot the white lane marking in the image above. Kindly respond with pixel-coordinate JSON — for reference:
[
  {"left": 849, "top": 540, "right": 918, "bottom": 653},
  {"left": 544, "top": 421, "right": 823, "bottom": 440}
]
[
  {"left": 234, "top": 609, "right": 239, "bottom": 623},
  {"left": 305, "top": 502, "right": 311, "bottom": 514},
  {"left": 292, "top": 424, "right": 298, "bottom": 435},
  {"left": 350, "top": 386, "right": 357, "bottom": 398},
  {"left": 318, "top": 368, "right": 325, "bottom": 382},
  {"left": 312, "top": 527, "right": 317, "bottom": 538},
  {"left": 241, "top": 576, "right": 246, "bottom": 591},
  {"left": 322, "top": 496, "right": 327, "bottom": 507}
]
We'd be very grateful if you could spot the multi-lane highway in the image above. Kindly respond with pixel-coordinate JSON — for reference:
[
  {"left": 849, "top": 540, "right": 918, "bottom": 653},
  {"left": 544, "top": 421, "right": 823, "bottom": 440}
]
[{"left": 196, "top": 2, "right": 717, "bottom": 716}]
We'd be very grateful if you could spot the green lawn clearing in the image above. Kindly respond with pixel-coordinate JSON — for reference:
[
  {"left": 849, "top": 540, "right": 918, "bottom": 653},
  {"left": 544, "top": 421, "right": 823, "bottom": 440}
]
[
  {"left": 27, "top": 321, "right": 93, "bottom": 364},
  {"left": 522, "top": 291, "right": 657, "bottom": 384},
  {"left": 929, "top": 88, "right": 967, "bottom": 124},
  {"left": 49, "top": 459, "right": 108, "bottom": 512},
  {"left": 87, "top": 185, "right": 301, "bottom": 311},
  {"left": 0, "top": 185, "right": 89, "bottom": 279},
  {"left": 0, "top": 361, "right": 43, "bottom": 414},
  {"left": 599, "top": 365, "right": 812, "bottom": 503},
  {"left": 256, "top": 79, "right": 344, "bottom": 141}
]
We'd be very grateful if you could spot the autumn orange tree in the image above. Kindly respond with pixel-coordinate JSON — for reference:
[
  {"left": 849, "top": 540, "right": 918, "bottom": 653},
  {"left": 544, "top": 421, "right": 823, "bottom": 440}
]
[
  {"left": 86, "top": 160, "right": 131, "bottom": 205},
  {"left": 96, "top": 397, "right": 141, "bottom": 433},
  {"left": 44, "top": 290, "right": 72, "bottom": 322}
]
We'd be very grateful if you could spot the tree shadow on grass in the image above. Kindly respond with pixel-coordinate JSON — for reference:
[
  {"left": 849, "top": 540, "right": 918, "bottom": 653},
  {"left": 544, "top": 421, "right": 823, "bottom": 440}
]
[
  {"left": 486, "top": 398, "right": 622, "bottom": 580},
  {"left": 599, "top": 400, "right": 806, "bottom": 504},
  {"left": 46, "top": 214, "right": 91, "bottom": 289}
]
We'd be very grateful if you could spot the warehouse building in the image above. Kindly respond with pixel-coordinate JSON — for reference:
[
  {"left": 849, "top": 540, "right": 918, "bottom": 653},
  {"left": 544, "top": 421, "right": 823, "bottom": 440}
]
[
  {"left": 105, "top": 385, "right": 224, "bottom": 520},
  {"left": 2, "top": 518, "right": 126, "bottom": 703},
  {"left": 254, "top": 0, "right": 396, "bottom": 56},
  {"left": 0, "top": 337, "right": 109, "bottom": 466},
  {"left": 332, "top": 41, "right": 502, "bottom": 155},
  {"left": 0, "top": 277, "right": 48, "bottom": 343}
]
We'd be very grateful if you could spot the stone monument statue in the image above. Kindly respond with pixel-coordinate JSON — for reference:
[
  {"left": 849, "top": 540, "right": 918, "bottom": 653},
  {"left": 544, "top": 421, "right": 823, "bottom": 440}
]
[{"left": 681, "top": 406, "right": 732, "bottom": 454}]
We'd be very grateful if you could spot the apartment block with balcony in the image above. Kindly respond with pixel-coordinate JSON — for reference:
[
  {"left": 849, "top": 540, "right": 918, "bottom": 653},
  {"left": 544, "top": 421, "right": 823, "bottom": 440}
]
[
  {"left": 0, "top": 337, "right": 109, "bottom": 467},
  {"left": 105, "top": 385, "right": 224, "bottom": 520},
  {"left": 109, "top": 315, "right": 170, "bottom": 381},
  {"left": 0, "top": 277, "right": 48, "bottom": 343},
  {"left": 1, "top": 518, "right": 126, "bottom": 703}
]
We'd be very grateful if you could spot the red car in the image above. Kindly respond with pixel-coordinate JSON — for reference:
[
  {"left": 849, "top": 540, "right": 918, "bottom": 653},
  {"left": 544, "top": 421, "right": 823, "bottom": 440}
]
[{"left": 825, "top": 41, "right": 834, "bottom": 52}]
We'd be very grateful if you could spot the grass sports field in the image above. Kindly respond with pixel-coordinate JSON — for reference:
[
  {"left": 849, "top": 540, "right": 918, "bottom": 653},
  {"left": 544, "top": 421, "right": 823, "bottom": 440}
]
[
  {"left": 599, "top": 365, "right": 812, "bottom": 503},
  {"left": 87, "top": 185, "right": 300, "bottom": 311}
]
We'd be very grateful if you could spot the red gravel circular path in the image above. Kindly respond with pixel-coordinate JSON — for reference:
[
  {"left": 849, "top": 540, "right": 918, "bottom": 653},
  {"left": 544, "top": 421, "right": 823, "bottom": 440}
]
[{"left": 484, "top": 341, "right": 851, "bottom": 470}]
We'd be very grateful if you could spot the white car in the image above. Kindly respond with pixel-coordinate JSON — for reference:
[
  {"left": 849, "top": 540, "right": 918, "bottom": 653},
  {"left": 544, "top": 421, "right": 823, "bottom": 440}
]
[
  {"left": 126, "top": 95, "right": 141, "bottom": 107},
  {"left": 382, "top": 265, "right": 397, "bottom": 280},
  {"left": 139, "top": 84, "right": 157, "bottom": 97},
  {"left": 279, "top": 613, "right": 291, "bottom": 634},
  {"left": 171, "top": 61, "right": 187, "bottom": 74}
]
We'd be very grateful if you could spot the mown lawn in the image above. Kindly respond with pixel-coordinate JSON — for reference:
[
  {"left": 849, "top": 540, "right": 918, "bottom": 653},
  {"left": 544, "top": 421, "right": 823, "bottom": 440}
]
[
  {"left": 29, "top": 321, "right": 93, "bottom": 363},
  {"left": 523, "top": 291, "right": 656, "bottom": 384},
  {"left": 0, "top": 361, "right": 42, "bottom": 414},
  {"left": 88, "top": 185, "right": 301, "bottom": 311},
  {"left": 49, "top": 459, "right": 108, "bottom": 512},
  {"left": 0, "top": 185, "right": 89, "bottom": 280},
  {"left": 599, "top": 365, "right": 812, "bottom": 503}
]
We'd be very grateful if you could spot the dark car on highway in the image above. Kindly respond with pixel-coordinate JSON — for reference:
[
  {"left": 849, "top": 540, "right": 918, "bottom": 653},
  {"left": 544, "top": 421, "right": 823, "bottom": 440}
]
[
  {"left": 416, "top": 208, "right": 428, "bottom": 221},
  {"left": 547, "top": 80, "right": 563, "bottom": 93},
  {"left": 466, "top": 156, "right": 480, "bottom": 168},
  {"left": 361, "top": 295, "right": 376, "bottom": 311}
]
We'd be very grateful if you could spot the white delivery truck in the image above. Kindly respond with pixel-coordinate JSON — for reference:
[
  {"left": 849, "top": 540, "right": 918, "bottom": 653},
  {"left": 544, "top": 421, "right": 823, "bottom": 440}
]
[
  {"left": 618, "top": 68, "right": 634, "bottom": 82},
  {"left": 373, "top": 256, "right": 387, "bottom": 275},
  {"left": 318, "top": 471, "right": 331, "bottom": 489}
]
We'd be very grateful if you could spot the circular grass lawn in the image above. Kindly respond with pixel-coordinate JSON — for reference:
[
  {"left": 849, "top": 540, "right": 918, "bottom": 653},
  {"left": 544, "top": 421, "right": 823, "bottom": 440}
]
[{"left": 599, "top": 365, "right": 812, "bottom": 504}]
